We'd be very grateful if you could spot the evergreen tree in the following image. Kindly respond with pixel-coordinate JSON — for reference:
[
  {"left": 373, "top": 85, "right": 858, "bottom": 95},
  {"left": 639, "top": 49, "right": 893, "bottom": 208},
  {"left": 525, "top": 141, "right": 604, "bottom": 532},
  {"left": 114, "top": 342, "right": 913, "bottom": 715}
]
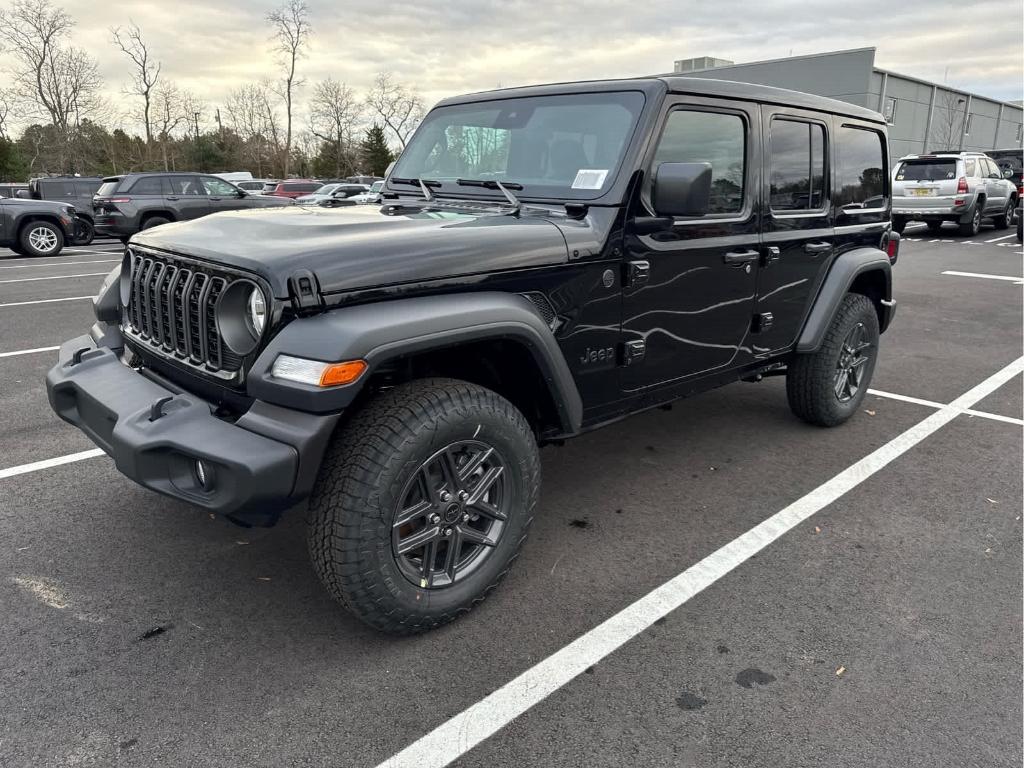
[
  {"left": 0, "top": 136, "right": 28, "bottom": 182},
  {"left": 360, "top": 124, "right": 393, "bottom": 177}
]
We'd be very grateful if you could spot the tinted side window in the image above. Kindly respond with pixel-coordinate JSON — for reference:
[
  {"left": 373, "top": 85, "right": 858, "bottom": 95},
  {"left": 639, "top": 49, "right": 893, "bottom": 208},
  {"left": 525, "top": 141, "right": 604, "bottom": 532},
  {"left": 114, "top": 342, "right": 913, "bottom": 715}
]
[
  {"left": 652, "top": 110, "right": 745, "bottom": 214},
  {"left": 166, "top": 176, "right": 203, "bottom": 195},
  {"left": 769, "top": 119, "right": 826, "bottom": 211},
  {"left": 835, "top": 127, "right": 887, "bottom": 210},
  {"left": 128, "top": 176, "right": 166, "bottom": 195}
]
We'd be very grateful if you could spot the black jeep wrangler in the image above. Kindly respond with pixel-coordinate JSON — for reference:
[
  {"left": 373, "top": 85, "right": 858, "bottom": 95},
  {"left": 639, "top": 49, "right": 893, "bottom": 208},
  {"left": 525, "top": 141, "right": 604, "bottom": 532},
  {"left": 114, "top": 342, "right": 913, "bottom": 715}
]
[{"left": 46, "top": 77, "right": 898, "bottom": 634}]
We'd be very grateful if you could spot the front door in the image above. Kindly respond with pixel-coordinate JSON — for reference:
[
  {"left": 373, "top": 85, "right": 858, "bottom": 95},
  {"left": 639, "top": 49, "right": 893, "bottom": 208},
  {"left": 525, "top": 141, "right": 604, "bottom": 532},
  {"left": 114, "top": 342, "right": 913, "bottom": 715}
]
[
  {"left": 164, "top": 175, "right": 210, "bottom": 221},
  {"left": 621, "top": 99, "right": 762, "bottom": 392},
  {"left": 756, "top": 107, "right": 833, "bottom": 353},
  {"left": 201, "top": 176, "right": 248, "bottom": 213}
]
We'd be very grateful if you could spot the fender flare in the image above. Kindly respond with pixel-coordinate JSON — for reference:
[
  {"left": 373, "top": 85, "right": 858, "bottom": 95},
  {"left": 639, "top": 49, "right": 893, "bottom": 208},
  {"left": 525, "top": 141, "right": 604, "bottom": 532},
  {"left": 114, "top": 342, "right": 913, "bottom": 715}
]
[
  {"left": 796, "top": 247, "right": 892, "bottom": 353},
  {"left": 247, "top": 291, "right": 584, "bottom": 433}
]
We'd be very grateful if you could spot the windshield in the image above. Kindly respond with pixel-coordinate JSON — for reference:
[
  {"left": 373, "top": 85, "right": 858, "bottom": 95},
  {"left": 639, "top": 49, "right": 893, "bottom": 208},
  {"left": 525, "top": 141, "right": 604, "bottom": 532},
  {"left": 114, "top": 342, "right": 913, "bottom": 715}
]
[
  {"left": 390, "top": 91, "right": 645, "bottom": 201},
  {"left": 895, "top": 160, "right": 957, "bottom": 182}
]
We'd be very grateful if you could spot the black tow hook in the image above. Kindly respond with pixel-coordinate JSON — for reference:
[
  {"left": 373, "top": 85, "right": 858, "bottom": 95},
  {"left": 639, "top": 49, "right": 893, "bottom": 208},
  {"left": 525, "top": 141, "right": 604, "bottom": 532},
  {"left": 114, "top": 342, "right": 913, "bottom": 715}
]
[
  {"left": 148, "top": 396, "right": 174, "bottom": 422},
  {"left": 69, "top": 346, "right": 92, "bottom": 366}
]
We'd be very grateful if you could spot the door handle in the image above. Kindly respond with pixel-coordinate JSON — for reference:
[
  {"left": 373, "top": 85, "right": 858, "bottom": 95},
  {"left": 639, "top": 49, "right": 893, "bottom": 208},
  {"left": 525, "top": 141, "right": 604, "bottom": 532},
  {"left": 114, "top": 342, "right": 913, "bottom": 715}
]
[
  {"left": 166, "top": 196, "right": 179, "bottom": 201},
  {"left": 804, "top": 241, "right": 832, "bottom": 255},
  {"left": 209, "top": 197, "right": 222, "bottom": 201},
  {"left": 723, "top": 250, "right": 760, "bottom": 265}
]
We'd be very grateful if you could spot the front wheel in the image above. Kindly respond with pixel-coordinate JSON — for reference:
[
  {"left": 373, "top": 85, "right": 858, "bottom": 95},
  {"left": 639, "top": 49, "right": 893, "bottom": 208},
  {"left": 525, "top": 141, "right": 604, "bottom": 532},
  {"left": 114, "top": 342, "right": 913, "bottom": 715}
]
[
  {"left": 991, "top": 200, "right": 1015, "bottom": 230},
  {"left": 19, "top": 221, "right": 64, "bottom": 257},
  {"left": 307, "top": 377, "right": 541, "bottom": 634},
  {"left": 786, "top": 293, "right": 880, "bottom": 427}
]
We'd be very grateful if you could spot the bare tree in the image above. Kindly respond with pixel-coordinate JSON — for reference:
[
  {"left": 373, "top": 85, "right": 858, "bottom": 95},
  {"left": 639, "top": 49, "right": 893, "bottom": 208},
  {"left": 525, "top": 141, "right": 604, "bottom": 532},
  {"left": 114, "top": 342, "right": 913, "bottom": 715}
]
[
  {"left": 151, "top": 81, "right": 198, "bottom": 170},
  {"left": 226, "top": 82, "right": 282, "bottom": 177},
  {"left": 365, "top": 72, "right": 424, "bottom": 151},
  {"left": 0, "top": 0, "right": 104, "bottom": 170},
  {"left": 0, "top": 88, "right": 13, "bottom": 138},
  {"left": 309, "top": 78, "right": 360, "bottom": 177},
  {"left": 111, "top": 21, "right": 161, "bottom": 147},
  {"left": 929, "top": 90, "right": 968, "bottom": 151},
  {"left": 266, "top": 0, "right": 311, "bottom": 177}
]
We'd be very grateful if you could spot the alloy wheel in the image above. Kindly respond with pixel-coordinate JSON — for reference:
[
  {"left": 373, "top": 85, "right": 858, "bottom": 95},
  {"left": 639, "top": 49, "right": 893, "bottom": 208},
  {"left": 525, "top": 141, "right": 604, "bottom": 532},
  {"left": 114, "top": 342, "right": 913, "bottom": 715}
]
[
  {"left": 834, "top": 322, "right": 871, "bottom": 402},
  {"left": 28, "top": 226, "right": 58, "bottom": 253},
  {"left": 392, "top": 440, "right": 508, "bottom": 589}
]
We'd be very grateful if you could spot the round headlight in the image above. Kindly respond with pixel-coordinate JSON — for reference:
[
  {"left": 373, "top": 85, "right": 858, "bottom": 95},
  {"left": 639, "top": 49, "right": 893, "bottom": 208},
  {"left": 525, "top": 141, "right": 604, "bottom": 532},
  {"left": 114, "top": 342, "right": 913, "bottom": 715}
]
[{"left": 248, "top": 287, "right": 266, "bottom": 337}]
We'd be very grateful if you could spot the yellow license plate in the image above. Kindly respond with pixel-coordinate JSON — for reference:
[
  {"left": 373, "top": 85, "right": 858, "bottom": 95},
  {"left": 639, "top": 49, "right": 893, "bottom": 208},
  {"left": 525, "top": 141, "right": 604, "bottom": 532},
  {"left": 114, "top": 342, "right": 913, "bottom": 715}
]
[{"left": 913, "top": 188, "right": 933, "bottom": 196}]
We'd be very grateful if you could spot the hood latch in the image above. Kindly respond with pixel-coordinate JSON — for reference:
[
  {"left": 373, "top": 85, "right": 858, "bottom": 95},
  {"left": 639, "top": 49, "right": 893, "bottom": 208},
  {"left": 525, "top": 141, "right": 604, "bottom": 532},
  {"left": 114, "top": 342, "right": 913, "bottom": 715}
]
[{"left": 287, "top": 269, "right": 325, "bottom": 313}]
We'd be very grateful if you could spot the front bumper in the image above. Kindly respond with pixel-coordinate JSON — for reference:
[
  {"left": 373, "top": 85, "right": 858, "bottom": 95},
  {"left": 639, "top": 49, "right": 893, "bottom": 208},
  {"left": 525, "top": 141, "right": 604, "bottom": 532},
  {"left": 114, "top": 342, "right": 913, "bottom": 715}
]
[{"left": 46, "top": 335, "right": 338, "bottom": 518}]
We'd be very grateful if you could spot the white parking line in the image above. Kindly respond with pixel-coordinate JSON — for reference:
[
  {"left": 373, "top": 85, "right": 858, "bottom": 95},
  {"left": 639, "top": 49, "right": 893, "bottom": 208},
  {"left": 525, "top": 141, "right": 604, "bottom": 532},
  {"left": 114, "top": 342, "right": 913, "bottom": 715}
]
[
  {"left": 985, "top": 234, "right": 1016, "bottom": 243},
  {"left": 0, "top": 259, "right": 118, "bottom": 270},
  {"left": 375, "top": 356, "right": 1024, "bottom": 768},
  {"left": 0, "top": 449, "right": 105, "bottom": 480},
  {"left": 0, "top": 296, "right": 92, "bottom": 308},
  {"left": 0, "top": 345, "right": 59, "bottom": 359},
  {"left": 868, "top": 388, "right": 1024, "bottom": 426},
  {"left": 0, "top": 272, "right": 109, "bottom": 285},
  {"left": 941, "top": 270, "right": 1024, "bottom": 284}
]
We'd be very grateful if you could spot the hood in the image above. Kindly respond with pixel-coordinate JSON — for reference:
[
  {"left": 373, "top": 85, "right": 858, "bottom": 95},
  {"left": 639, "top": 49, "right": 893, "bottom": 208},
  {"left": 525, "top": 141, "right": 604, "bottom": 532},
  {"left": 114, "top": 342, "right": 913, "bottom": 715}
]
[
  {"left": 2, "top": 197, "right": 74, "bottom": 213},
  {"left": 131, "top": 202, "right": 570, "bottom": 297}
]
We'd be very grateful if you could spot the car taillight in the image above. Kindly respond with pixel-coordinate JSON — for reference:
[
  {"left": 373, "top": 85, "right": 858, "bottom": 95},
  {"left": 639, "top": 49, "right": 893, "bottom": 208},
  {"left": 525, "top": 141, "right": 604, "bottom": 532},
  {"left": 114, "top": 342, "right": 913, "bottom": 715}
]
[
  {"left": 886, "top": 231, "right": 900, "bottom": 264},
  {"left": 956, "top": 177, "right": 968, "bottom": 194}
]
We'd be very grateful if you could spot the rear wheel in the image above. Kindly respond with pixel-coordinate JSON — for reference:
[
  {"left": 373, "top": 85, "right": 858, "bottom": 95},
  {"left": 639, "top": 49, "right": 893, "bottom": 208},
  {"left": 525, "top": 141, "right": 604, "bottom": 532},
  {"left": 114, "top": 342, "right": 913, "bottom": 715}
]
[
  {"left": 18, "top": 221, "right": 64, "bottom": 257},
  {"left": 787, "top": 293, "right": 880, "bottom": 427},
  {"left": 73, "top": 218, "right": 95, "bottom": 246},
  {"left": 991, "top": 199, "right": 1015, "bottom": 230},
  {"left": 958, "top": 204, "right": 982, "bottom": 237},
  {"left": 307, "top": 377, "right": 541, "bottom": 634},
  {"left": 140, "top": 215, "right": 170, "bottom": 231}
]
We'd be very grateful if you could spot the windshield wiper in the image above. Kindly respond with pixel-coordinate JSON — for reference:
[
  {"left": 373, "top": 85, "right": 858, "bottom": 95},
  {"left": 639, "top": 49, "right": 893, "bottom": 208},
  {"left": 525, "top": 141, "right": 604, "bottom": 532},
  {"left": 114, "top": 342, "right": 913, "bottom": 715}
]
[
  {"left": 456, "top": 179, "right": 523, "bottom": 214},
  {"left": 389, "top": 177, "right": 441, "bottom": 201}
]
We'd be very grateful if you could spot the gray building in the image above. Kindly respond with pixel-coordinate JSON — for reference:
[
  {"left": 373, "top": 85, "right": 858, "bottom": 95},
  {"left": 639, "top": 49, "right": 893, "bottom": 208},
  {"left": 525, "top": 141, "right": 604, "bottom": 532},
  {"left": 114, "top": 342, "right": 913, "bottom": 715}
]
[{"left": 675, "top": 48, "right": 1023, "bottom": 165}]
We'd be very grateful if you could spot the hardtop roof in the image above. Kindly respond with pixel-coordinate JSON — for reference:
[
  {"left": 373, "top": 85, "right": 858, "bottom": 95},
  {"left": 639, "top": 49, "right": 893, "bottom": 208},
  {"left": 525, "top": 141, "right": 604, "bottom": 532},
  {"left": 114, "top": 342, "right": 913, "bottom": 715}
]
[{"left": 435, "top": 75, "right": 885, "bottom": 124}]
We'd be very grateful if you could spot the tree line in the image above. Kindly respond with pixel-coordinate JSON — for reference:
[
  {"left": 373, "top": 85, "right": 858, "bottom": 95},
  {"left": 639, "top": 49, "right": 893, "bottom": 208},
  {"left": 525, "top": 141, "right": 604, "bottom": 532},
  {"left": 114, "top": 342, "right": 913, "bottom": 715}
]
[{"left": 0, "top": 0, "right": 424, "bottom": 181}]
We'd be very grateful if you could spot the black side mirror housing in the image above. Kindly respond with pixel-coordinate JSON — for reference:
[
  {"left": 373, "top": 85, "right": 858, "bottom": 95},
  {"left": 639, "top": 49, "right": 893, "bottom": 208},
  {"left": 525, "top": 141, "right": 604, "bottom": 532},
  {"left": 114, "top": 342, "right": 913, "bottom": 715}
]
[{"left": 652, "top": 162, "right": 712, "bottom": 217}]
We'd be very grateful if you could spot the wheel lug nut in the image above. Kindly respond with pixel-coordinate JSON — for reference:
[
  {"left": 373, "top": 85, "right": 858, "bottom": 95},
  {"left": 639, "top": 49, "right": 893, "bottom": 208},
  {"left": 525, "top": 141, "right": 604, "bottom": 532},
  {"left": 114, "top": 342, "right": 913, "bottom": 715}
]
[
  {"left": 462, "top": 513, "right": 470, "bottom": 522},
  {"left": 458, "top": 491, "right": 469, "bottom": 501},
  {"left": 440, "top": 491, "right": 452, "bottom": 502},
  {"left": 429, "top": 513, "right": 440, "bottom": 524},
  {"left": 443, "top": 527, "right": 452, "bottom": 536}
]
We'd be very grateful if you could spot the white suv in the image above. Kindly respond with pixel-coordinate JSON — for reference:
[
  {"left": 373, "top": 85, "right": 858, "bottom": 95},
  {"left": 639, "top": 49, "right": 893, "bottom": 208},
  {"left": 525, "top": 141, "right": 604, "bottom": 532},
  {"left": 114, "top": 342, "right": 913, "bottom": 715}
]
[{"left": 892, "top": 151, "right": 1018, "bottom": 236}]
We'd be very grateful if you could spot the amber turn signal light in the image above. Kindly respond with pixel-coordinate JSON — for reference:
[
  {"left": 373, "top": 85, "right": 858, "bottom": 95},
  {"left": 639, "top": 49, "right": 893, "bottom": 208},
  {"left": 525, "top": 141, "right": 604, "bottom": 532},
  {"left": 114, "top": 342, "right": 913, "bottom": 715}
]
[{"left": 318, "top": 360, "right": 367, "bottom": 387}]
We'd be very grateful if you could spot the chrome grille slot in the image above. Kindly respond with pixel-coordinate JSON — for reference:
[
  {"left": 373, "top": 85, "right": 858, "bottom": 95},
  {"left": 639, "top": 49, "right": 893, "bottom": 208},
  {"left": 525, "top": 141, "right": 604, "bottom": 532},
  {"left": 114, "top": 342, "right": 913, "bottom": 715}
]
[{"left": 124, "top": 248, "right": 248, "bottom": 376}]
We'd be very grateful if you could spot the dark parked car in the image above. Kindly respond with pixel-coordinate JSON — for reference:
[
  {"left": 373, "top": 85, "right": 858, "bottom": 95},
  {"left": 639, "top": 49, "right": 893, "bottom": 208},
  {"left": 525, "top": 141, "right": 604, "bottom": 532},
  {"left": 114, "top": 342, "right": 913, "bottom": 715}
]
[
  {"left": 28, "top": 175, "right": 103, "bottom": 245},
  {"left": 0, "top": 194, "right": 78, "bottom": 257},
  {"left": 0, "top": 183, "right": 29, "bottom": 199},
  {"left": 92, "top": 172, "right": 293, "bottom": 240},
  {"left": 48, "top": 76, "right": 897, "bottom": 634},
  {"left": 264, "top": 180, "right": 322, "bottom": 198}
]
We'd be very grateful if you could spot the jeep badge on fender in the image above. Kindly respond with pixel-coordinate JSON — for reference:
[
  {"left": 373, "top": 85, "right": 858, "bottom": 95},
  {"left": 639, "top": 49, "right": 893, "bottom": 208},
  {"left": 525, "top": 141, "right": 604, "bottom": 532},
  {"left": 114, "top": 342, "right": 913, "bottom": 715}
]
[{"left": 46, "top": 75, "right": 897, "bottom": 635}]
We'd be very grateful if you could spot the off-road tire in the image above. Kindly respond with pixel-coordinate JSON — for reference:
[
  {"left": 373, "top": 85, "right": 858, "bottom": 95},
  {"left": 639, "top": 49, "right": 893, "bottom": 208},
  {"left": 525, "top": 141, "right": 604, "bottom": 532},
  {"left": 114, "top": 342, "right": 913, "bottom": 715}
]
[
  {"left": 991, "top": 199, "right": 1015, "bottom": 230},
  {"left": 958, "top": 203, "right": 982, "bottom": 237},
  {"left": 307, "top": 377, "right": 541, "bottom": 634},
  {"left": 73, "top": 218, "right": 95, "bottom": 246},
  {"left": 140, "top": 215, "right": 170, "bottom": 231},
  {"left": 786, "top": 293, "right": 880, "bottom": 427},
  {"left": 18, "top": 220, "right": 63, "bottom": 257}
]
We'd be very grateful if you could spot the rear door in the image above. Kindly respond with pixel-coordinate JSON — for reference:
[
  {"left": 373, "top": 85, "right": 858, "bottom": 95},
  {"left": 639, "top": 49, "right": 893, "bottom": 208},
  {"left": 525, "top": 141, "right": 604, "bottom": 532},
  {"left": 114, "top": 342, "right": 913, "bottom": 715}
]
[
  {"left": 621, "top": 98, "right": 762, "bottom": 391},
  {"left": 164, "top": 175, "right": 209, "bottom": 220},
  {"left": 981, "top": 157, "right": 1007, "bottom": 212},
  {"left": 757, "top": 107, "right": 832, "bottom": 353}
]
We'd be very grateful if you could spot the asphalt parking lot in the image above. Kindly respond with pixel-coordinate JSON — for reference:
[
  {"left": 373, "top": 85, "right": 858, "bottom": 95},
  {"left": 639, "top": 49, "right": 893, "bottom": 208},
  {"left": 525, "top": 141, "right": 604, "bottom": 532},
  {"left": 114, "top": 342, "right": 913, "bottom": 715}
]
[{"left": 0, "top": 225, "right": 1021, "bottom": 768}]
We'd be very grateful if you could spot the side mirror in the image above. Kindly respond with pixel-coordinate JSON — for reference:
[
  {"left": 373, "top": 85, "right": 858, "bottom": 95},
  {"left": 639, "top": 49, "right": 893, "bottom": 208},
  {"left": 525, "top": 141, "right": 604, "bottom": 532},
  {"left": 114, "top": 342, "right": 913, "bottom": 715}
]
[
  {"left": 652, "top": 162, "right": 712, "bottom": 217},
  {"left": 236, "top": 189, "right": 247, "bottom": 197}
]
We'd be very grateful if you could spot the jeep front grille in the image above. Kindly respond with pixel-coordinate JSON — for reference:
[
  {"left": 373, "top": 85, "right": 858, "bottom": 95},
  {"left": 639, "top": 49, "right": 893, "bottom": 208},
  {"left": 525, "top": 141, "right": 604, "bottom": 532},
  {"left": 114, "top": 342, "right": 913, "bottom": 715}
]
[{"left": 124, "top": 248, "right": 243, "bottom": 374}]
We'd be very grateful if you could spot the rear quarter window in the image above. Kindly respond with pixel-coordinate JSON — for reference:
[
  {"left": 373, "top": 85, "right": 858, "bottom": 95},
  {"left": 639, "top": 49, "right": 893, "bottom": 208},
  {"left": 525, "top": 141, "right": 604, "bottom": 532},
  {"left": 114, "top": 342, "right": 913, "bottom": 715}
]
[
  {"left": 96, "top": 180, "right": 122, "bottom": 196},
  {"left": 836, "top": 127, "right": 887, "bottom": 210}
]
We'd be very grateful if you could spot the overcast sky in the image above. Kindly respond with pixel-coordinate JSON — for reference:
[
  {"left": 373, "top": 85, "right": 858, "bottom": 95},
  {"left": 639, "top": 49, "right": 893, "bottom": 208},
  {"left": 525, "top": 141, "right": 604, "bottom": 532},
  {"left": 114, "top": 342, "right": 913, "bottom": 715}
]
[{"left": 2, "top": 0, "right": 1022, "bottom": 134}]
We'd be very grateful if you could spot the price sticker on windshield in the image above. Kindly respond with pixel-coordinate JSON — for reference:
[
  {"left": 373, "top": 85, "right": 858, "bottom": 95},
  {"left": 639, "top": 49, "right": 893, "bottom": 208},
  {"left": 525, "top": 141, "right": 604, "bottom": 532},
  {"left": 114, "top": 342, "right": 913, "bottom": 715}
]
[{"left": 571, "top": 169, "right": 609, "bottom": 190}]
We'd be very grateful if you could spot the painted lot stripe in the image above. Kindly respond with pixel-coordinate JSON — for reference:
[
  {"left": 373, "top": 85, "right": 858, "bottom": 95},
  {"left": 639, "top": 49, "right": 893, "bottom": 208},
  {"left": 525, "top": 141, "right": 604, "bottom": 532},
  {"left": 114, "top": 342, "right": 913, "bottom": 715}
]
[
  {"left": 0, "top": 296, "right": 91, "bottom": 308},
  {"left": 0, "top": 345, "right": 58, "bottom": 359},
  {"left": 868, "top": 388, "right": 1024, "bottom": 427},
  {"left": 0, "top": 272, "right": 108, "bottom": 285},
  {"left": 941, "top": 270, "right": 1024, "bottom": 284},
  {"left": 376, "top": 356, "right": 1024, "bottom": 768},
  {"left": 985, "top": 234, "right": 1016, "bottom": 243},
  {"left": 0, "top": 449, "right": 105, "bottom": 480},
  {"left": 0, "top": 259, "right": 117, "bottom": 270}
]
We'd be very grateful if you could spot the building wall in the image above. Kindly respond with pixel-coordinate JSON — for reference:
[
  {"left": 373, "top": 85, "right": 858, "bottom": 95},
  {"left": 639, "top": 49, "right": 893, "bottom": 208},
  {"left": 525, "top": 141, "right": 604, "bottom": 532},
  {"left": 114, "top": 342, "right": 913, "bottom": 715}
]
[{"left": 683, "top": 48, "right": 1023, "bottom": 166}]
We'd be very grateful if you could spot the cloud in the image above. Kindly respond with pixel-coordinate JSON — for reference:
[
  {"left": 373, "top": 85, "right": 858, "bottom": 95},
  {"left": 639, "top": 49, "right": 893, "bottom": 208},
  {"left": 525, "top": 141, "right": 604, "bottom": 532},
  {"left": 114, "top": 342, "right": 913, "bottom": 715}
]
[{"left": 2, "top": 0, "right": 1021, "bottom": 135}]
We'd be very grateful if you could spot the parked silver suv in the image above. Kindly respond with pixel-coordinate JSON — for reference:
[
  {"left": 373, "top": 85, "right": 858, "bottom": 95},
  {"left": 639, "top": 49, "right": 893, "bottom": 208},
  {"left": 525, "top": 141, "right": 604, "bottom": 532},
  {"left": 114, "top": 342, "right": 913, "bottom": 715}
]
[{"left": 891, "top": 151, "right": 1018, "bottom": 236}]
